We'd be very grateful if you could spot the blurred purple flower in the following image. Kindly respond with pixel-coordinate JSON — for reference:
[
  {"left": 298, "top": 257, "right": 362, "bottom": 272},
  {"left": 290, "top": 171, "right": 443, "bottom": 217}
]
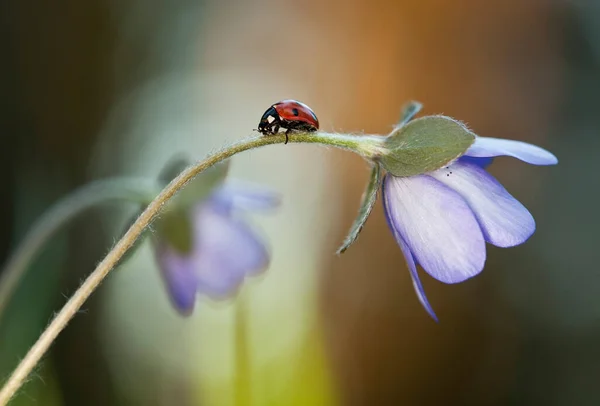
[
  {"left": 382, "top": 136, "right": 558, "bottom": 320},
  {"left": 154, "top": 183, "right": 280, "bottom": 315}
]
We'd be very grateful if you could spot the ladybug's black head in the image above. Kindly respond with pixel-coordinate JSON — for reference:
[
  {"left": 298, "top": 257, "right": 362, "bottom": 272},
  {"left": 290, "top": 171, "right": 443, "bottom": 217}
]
[{"left": 258, "top": 106, "right": 280, "bottom": 135}]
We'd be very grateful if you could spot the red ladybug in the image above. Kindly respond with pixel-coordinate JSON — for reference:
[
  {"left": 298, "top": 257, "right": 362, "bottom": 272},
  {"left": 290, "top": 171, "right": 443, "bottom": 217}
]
[{"left": 258, "top": 100, "right": 319, "bottom": 144}]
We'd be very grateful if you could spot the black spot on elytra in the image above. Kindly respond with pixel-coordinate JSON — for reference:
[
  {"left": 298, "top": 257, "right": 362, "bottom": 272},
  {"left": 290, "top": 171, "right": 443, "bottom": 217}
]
[{"left": 292, "top": 108, "right": 299, "bottom": 116}]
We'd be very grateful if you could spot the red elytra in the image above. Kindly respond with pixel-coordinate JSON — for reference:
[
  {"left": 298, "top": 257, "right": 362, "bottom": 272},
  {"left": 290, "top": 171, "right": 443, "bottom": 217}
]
[{"left": 258, "top": 100, "right": 319, "bottom": 144}]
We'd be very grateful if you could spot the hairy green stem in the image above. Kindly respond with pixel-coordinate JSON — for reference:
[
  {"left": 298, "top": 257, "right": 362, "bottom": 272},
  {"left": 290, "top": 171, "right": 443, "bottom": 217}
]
[
  {"left": 0, "top": 178, "right": 160, "bottom": 322},
  {"left": 0, "top": 131, "right": 379, "bottom": 404}
]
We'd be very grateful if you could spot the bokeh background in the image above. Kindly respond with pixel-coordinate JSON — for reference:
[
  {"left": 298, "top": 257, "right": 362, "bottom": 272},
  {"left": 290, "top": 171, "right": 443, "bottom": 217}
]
[{"left": 0, "top": 0, "right": 598, "bottom": 405}]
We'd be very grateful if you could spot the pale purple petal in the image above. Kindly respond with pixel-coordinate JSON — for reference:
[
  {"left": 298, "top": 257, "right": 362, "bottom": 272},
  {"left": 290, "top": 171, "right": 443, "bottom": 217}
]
[
  {"left": 154, "top": 242, "right": 199, "bottom": 315},
  {"left": 431, "top": 161, "right": 535, "bottom": 247},
  {"left": 382, "top": 174, "right": 486, "bottom": 284},
  {"left": 212, "top": 183, "right": 281, "bottom": 213},
  {"left": 458, "top": 155, "right": 494, "bottom": 168},
  {"left": 382, "top": 192, "right": 438, "bottom": 320},
  {"left": 191, "top": 201, "right": 269, "bottom": 299},
  {"left": 465, "top": 136, "right": 558, "bottom": 165},
  {"left": 155, "top": 199, "right": 271, "bottom": 310}
]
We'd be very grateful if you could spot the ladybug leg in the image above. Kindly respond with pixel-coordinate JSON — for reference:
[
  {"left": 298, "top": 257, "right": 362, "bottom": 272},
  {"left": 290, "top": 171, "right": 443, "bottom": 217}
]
[{"left": 284, "top": 128, "right": 291, "bottom": 144}]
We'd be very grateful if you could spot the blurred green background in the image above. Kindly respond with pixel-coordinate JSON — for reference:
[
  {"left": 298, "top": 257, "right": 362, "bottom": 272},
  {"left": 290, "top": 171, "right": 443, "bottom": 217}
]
[{"left": 0, "top": 1, "right": 598, "bottom": 405}]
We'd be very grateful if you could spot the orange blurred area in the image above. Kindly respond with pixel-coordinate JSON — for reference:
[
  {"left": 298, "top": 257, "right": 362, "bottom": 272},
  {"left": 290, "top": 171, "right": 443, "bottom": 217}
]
[{"left": 1, "top": 1, "right": 597, "bottom": 405}]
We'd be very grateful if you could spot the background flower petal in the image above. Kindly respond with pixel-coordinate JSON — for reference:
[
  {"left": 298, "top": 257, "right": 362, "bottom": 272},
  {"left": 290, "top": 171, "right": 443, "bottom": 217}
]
[
  {"left": 382, "top": 197, "right": 438, "bottom": 320},
  {"left": 211, "top": 183, "right": 281, "bottom": 213},
  {"left": 192, "top": 203, "right": 270, "bottom": 299},
  {"left": 154, "top": 242, "right": 199, "bottom": 315},
  {"left": 432, "top": 162, "right": 535, "bottom": 247},
  {"left": 458, "top": 155, "right": 494, "bottom": 168},
  {"left": 382, "top": 174, "right": 486, "bottom": 284},
  {"left": 465, "top": 136, "right": 558, "bottom": 165}
]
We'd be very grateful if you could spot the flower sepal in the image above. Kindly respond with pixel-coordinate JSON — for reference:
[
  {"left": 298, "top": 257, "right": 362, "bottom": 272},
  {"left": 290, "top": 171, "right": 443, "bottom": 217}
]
[
  {"left": 337, "top": 164, "right": 382, "bottom": 254},
  {"left": 378, "top": 114, "right": 476, "bottom": 177}
]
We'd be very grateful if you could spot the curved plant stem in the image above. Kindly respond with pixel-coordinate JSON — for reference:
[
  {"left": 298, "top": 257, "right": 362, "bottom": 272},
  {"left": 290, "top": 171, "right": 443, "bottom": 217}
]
[
  {"left": 0, "top": 178, "right": 160, "bottom": 321},
  {"left": 0, "top": 131, "right": 378, "bottom": 405},
  {"left": 234, "top": 291, "right": 251, "bottom": 406}
]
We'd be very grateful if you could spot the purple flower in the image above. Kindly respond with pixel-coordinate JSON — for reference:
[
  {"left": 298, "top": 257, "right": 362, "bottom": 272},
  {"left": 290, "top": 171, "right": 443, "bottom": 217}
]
[
  {"left": 382, "top": 136, "right": 558, "bottom": 320},
  {"left": 153, "top": 183, "right": 280, "bottom": 315}
]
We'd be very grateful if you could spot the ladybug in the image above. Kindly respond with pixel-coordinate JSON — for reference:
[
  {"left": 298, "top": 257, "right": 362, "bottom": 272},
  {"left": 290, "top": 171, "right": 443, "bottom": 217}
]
[{"left": 258, "top": 100, "right": 319, "bottom": 144}]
